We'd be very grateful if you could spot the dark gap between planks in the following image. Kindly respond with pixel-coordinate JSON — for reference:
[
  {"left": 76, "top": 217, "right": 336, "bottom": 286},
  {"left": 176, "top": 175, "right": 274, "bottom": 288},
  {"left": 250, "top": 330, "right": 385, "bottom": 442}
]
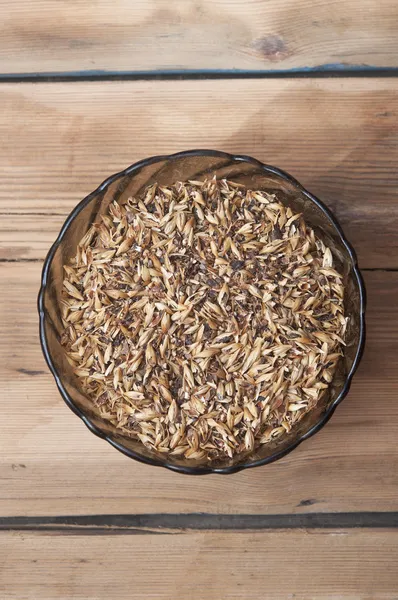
[
  {"left": 1, "top": 513, "right": 398, "bottom": 534},
  {"left": 0, "top": 67, "right": 398, "bottom": 83}
]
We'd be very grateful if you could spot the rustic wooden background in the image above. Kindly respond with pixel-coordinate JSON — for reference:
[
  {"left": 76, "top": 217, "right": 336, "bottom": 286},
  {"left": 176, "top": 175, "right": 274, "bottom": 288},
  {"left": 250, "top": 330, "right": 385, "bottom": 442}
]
[{"left": 1, "top": 2, "right": 398, "bottom": 598}]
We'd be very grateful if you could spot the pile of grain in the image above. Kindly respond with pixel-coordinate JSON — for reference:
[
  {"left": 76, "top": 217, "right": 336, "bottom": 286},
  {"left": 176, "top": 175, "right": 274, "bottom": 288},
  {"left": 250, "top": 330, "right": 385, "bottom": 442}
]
[{"left": 61, "top": 178, "right": 346, "bottom": 461}]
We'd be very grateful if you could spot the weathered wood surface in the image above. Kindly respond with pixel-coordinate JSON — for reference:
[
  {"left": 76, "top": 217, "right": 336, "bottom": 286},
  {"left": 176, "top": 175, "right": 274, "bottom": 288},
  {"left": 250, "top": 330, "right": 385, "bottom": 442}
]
[
  {"left": 1, "top": 28, "right": 398, "bottom": 596},
  {"left": 2, "top": 0, "right": 398, "bottom": 75},
  {"left": 1, "top": 1, "right": 398, "bottom": 596},
  {"left": 1, "top": 79, "right": 398, "bottom": 268},
  {"left": 0, "top": 264, "right": 396, "bottom": 516},
  {"left": 1, "top": 529, "right": 398, "bottom": 599}
]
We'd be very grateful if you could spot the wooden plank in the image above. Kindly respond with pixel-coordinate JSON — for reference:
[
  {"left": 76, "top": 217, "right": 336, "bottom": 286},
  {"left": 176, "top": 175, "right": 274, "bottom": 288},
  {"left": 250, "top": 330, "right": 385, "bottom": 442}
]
[
  {"left": 2, "top": 530, "right": 398, "bottom": 599},
  {"left": 1, "top": 1, "right": 398, "bottom": 74},
  {"left": 0, "top": 214, "right": 66, "bottom": 261},
  {"left": 1, "top": 79, "right": 398, "bottom": 268},
  {"left": 0, "top": 263, "right": 397, "bottom": 516}
]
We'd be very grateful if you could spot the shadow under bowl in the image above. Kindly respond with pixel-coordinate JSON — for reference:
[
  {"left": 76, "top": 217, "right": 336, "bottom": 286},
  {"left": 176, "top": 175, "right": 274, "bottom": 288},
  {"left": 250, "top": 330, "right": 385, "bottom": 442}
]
[{"left": 38, "top": 150, "right": 366, "bottom": 474}]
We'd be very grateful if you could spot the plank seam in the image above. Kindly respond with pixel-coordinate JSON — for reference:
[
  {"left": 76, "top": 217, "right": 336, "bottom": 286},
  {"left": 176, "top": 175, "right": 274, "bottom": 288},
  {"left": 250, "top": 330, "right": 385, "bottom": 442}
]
[
  {"left": 1, "top": 67, "right": 398, "bottom": 83},
  {"left": 0, "top": 258, "right": 43, "bottom": 263},
  {"left": 1, "top": 513, "right": 398, "bottom": 532}
]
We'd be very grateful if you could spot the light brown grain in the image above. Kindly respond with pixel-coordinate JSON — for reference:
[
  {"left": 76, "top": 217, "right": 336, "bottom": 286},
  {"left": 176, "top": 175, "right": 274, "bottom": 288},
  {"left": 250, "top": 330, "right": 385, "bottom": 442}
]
[{"left": 61, "top": 179, "right": 345, "bottom": 460}]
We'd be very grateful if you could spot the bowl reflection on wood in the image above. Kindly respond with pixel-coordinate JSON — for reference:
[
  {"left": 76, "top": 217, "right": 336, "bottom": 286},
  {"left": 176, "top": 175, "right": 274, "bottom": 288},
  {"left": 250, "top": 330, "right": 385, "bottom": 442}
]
[{"left": 38, "top": 150, "right": 366, "bottom": 474}]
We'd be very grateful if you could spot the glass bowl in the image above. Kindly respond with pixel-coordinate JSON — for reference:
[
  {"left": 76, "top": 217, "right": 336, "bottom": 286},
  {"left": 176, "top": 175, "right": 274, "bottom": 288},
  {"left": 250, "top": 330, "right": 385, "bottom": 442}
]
[{"left": 38, "top": 150, "right": 366, "bottom": 474}]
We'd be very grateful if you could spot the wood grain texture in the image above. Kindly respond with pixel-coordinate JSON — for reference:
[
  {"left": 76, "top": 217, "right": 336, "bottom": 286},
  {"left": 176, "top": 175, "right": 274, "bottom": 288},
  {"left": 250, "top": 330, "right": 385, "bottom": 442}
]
[
  {"left": 2, "top": 530, "right": 398, "bottom": 599},
  {"left": 0, "top": 78, "right": 398, "bottom": 268},
  {"left": 1, "top": 0, "right": 398, "bottom": 74},
  {"left": 1, "top": 79, "right": 398, "bottom": 268},
  {"left": 0, "top": 263, "right": 397, "bottom": 516}
]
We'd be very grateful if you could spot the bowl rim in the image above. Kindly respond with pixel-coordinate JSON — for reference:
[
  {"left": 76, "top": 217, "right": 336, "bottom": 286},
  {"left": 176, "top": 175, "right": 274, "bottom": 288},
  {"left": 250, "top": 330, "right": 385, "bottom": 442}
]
[{"left": 38, "top": 149, "right": 366, "bottom": 475}]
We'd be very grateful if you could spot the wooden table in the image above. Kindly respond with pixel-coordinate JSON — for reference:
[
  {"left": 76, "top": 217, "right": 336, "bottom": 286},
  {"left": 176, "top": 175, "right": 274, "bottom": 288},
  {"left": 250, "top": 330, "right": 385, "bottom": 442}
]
[{"left": 1, "top": 2, "right": 398, "bottom": 598}]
